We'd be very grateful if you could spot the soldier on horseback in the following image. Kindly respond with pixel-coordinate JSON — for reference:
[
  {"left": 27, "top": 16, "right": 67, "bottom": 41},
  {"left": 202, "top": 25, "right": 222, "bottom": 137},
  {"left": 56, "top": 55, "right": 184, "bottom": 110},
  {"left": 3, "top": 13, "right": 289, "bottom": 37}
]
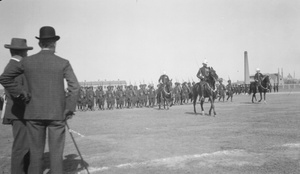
[
  {"left": 157, "top": 71, "right": 173, "bottom": 108},
  {"left": 254, "top": 68, "right": 263, "bottom": 92},
  {"left": 196, "top": 59, "right": 210, "bottom": 100},
  {"left": 158, "top": 71, "right": 171, "bottom": 92},
  {"left": 158, "top": 71, "right": 170, "bottom": 85},
  {"left": 193, "top": 59, "right": 218, "bottom": 115}
]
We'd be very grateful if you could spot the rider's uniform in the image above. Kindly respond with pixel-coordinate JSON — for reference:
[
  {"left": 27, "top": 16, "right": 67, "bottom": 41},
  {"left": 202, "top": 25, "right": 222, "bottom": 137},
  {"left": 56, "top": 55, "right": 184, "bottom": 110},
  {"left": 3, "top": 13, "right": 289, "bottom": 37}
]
[
  {"left": 196, "top": 65, "right": 210, "bottom": 100},
  {"left": 196, "top": 66, "right": 210, "bottom": 82},
  {"left": 254, "top": 72, "right": 263, "bottom": 91},
  {"left": 254, "top": 72, "right": 263, "bottom": 83}
]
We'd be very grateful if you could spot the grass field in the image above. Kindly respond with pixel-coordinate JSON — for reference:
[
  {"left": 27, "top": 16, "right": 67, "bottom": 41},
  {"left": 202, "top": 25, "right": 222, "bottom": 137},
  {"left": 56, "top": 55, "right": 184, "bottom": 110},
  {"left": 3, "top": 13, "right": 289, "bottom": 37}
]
[{"left": 1, "top": 92, "right": 300, "bottom": 174}]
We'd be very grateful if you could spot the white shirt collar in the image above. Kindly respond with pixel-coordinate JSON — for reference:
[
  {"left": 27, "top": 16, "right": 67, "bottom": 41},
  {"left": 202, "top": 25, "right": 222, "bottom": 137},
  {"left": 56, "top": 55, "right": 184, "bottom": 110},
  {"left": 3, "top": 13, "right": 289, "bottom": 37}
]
[{"left": 11, "top": 55, "right": 22, "bottom": 62}]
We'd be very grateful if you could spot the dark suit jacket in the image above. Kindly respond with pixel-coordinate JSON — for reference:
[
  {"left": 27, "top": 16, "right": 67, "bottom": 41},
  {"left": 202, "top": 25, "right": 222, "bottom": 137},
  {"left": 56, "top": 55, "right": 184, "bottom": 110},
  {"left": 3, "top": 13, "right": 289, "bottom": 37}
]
[
  {"left": 0, "top": 50, "right": 80, "bottom": 120},
  {"left": 2, "top": 59, "right": 28, "bottom": 124}
]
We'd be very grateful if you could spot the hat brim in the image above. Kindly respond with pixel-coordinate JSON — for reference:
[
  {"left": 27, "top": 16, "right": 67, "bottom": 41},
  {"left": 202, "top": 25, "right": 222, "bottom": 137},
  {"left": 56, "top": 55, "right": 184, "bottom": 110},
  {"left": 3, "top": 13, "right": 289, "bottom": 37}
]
[
  {"left": 4, "top": 45, "right": 33, "bottom": 50},
  {"left": 35, "top": 36, "right": 60, "bottom": 41}
]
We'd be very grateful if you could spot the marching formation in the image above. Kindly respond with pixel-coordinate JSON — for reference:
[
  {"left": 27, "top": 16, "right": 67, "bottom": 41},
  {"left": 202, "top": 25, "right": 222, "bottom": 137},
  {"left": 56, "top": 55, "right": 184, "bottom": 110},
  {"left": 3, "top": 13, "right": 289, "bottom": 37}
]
[
  {"left": 76, "top": 78, "right": 252, "bottom": 112},
  {"left": 75, "top": 59, "right": 274, "bottom": 113}
]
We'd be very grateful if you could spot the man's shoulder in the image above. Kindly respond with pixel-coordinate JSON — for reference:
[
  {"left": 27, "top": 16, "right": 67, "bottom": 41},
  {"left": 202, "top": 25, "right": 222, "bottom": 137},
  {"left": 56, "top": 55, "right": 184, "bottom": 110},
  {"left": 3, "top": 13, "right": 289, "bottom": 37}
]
[
  {"left": 5, "top": 59, "right": 20, "bottom": 68},
  {"left": 200, "top": 66, "right": 208, "bottom": 70},
  {"left": 27, "top": 51, "right": 68, "bottom": 62}
]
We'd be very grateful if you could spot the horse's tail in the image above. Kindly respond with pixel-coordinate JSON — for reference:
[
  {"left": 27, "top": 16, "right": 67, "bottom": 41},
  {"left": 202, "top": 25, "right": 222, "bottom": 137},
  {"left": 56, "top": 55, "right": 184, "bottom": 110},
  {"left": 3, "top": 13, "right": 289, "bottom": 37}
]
[
  {"left": 248, "top": 83, "right": 254, "bottom": 95},
  {"left": 192, "top": 83, "right": 201, "bottom": 94},
  {"left": 248, "top": 87, "right": 252, "bottom": 95}
]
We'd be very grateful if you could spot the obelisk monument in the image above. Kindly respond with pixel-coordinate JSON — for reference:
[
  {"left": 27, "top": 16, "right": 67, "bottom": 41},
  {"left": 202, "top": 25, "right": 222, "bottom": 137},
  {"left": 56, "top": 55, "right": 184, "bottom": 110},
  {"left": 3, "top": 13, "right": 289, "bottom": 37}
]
[{"left": 244, "top": 51, "right": 250, "bottom": 84}]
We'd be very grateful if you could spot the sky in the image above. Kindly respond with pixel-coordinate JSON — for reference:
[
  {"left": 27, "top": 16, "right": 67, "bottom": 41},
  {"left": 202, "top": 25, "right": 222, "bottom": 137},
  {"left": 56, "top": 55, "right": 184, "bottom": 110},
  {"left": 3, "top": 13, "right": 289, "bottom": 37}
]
[{"left": 0, "top": 0, "right": 299, "bottom": 88}]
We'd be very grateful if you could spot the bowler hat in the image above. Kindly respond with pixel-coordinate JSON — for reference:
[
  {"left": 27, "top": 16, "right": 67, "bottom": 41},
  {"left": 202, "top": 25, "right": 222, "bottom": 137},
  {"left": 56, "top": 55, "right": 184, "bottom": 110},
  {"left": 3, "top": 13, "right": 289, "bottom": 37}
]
[
  {"left": 4, "top": 38, "right": 33, "bottom": 50},
  {"left": 35, "top": 26, "right": 60, "bottom": 41}
]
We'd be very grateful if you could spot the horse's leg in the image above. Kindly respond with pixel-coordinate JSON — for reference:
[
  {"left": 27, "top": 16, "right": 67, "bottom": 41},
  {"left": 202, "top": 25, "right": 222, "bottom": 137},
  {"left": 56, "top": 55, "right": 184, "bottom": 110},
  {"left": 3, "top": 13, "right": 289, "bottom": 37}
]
[
  {"left": 163, "top": 96, "right": 168, "bottom": 109},
  {"left": 193, "top": 95, "right": 197, "bottom": 114},
  {"left": 163, "top": 95, "right": 166, "bottom": 109},
  {"left": 200, "top": 99, "right": 205, "bottom": 115},
  {"left": 209, "top": 96, "right": 212, "bottom": 115},
  {"left": 213, "top": 98, "right": 216, "bottom": 115},
  {"left": 253, "top": 93, "right": 258, "bottom": 102},
  {"left": 170, "top": 96, "right": 173, "bottom": 107},
  {"left": 158, "top": 95, "right": 161, "bottom": 109},
  {"left": 209, "top": 97, "right": 216, "bottom": 116},
  {"left": 264, "top": 92, "right": 267, "bottom": 103},
  {"left": 167, "top": 98, "right": 170, "bottom": 109},
  {"left": 165, "top": 97, "right": 169, "bottom": 110},
  {"left": 258, "top": 92, "right": 262, "bottom": 102}
]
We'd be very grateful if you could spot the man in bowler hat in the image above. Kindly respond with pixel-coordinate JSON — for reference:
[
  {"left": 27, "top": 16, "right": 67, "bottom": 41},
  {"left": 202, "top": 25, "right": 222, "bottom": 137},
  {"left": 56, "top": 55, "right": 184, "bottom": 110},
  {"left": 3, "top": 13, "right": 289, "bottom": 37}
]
[
  {"left": 2, "top": 38, "right": 33, "bottom": 174},
  {"left": 0, "top": 26, "right": 80, "bottom": 174}
]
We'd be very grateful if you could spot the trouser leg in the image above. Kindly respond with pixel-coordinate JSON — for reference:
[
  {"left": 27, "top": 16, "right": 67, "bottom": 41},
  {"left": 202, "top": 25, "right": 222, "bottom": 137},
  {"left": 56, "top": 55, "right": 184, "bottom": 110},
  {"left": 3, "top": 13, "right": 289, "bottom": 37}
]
[
  {"left": 11, "top": 120, "right": 30, "bottom": 174},
  {"left": 27, "top": 121, "right": 46, "bottom": 174},
  {"left": 48, "top": 120, "right": 66, "bottom": 174}
]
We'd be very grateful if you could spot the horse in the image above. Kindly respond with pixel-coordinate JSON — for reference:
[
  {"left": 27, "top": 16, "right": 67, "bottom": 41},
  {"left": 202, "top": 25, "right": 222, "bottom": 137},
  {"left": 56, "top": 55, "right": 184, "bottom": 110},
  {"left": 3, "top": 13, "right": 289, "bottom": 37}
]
[
  {"left": 192, "top": 67, "right": 219, "bottom": 116},
  {"left": 249, "top": 75, "right": 270, "bottom": 103},
  {"left": 157, "top": 80, "right": 173, "bottom": 109}
]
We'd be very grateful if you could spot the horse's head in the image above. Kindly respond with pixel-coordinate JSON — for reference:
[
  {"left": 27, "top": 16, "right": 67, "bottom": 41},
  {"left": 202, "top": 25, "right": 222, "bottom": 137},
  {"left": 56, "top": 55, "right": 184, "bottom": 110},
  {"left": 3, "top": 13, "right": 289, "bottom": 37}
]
[
  {"left": 206, "top": 67, "right": 219, "bottom": 90},
  {"left": 209, "top": 67, "right": 219, "bottom": 82},
  {"left": 262, "top": 75, "right": 270, "bottom": 88},
  {"left": 166, "top": 79, "right": 173, "bottom": 89}
]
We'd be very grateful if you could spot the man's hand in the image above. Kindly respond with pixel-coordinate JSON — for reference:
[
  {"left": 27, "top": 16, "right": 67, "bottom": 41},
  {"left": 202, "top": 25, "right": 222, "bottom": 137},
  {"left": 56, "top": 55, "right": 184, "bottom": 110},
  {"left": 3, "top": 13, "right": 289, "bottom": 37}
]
[
  {"left": 18, "top": 90, "right": 31, "bottom": 104},
  {"left": 64, "top": 109, "right": 74, "bottom": 120}
]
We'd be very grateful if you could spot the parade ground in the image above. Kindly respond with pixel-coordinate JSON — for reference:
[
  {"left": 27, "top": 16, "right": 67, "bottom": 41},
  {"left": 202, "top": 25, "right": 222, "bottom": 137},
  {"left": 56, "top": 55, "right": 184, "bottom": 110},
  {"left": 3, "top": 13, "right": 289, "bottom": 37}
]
[{"left": 1, "top": 91, "right": 300, "bottom": 174}]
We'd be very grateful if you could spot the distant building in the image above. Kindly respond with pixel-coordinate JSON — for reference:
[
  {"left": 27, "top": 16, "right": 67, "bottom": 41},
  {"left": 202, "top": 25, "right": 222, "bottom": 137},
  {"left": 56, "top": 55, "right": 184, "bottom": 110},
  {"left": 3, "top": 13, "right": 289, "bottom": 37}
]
[
  {"left": 287, "top": 73, "right": 293, "bottom": 79},
  {"left": 232, "top": 80, "right": 245, "bottom": 85},
  {"left": 79, "top": 80, "right": 127, "bottom": 91},
  {"left": 284, "top": 73, "right": 297, "bottom": 84}
]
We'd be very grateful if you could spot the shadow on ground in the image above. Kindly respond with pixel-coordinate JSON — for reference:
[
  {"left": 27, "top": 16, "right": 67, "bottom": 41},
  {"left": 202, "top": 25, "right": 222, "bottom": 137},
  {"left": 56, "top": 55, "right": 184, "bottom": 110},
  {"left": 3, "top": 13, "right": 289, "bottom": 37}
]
[
  {"left": 239, "top": 102, "right": 261, "bottom": 105},
  {"left": 185, "top": 112, "right": 215, "bottom": 117},
  {"left": 43, "top": 152, "right": 89, "bottom": 174}
]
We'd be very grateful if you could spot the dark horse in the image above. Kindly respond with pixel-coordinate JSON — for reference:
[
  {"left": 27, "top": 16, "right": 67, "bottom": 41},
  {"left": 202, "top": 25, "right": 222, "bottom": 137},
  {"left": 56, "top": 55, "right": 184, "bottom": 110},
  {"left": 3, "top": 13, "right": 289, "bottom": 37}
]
[
  {"left": 249, "top": 75, "right": 270, "bottom": 103},
  {"left": 157, "top": 80, "right": 173, "bottom": 109},
  {"left": 192, "top": 67, "right": 218, "bottom": 116}
]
